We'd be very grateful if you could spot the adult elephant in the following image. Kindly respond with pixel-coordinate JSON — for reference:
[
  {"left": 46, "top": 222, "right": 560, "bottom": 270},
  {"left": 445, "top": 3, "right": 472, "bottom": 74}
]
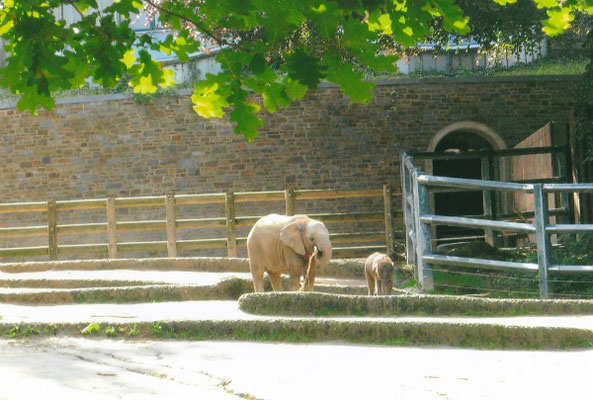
[{"left": 247, "top": 214, "right": 332, "bottom": 292}]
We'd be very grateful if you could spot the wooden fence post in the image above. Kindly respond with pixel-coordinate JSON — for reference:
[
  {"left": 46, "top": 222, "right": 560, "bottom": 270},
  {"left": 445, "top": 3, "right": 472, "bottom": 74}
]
[
  {"left": 165, "top": 194, "right": 177, "bottom": 257},
  {"left": 412, "top": 171, "right": 434, "bottom": 291},
  {"left": 225, "top": 191, "right": 238, "bottom": 257},
  {"left": 47, "top": 200, "right": 57, "bottom": 260},
  {"left": 533, "top": 184, "right": 550, "bottom": 299},
  {"left": 383, "top": 184, "right": 395, "bottom": 258},
  {"left": 106, "top": 197, "right": 118, "bottom": 258},
  {"left": 557, "top": 150, "right": 571, "bottom": 225},
  {"left": 284, "top": 188, "right": 295, "bottom": 216}
]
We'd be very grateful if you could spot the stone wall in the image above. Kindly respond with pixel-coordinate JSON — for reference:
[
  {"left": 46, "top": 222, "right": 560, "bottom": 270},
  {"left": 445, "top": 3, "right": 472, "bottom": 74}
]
[{"left": 0, "top": 75, "right": 578, "bottom": 259}]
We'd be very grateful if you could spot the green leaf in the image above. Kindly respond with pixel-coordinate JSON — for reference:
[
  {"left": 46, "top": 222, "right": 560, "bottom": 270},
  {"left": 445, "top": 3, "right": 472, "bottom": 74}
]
[
  {"left": 262, "top": 82, "right": 291, "bottom": 113},
  {"left": 105, "top": 0, "right": 144, "bottom": 15},
  {"left": 215, "top": 49, "right": 250, "bottom": 77},
  {"left": 542, "top": 7, "right": 574, "bottom": 36},
  {"left": 120, "top": 49, "right": 136, "bottom": 69},
  {"left": 324, "top": 58, "right": 375, "bottom": 104},
  {"left": 63, "top": 51, "right": 91, "bottom": 89},
  {"left": 253, "top": 0, "right": 300, "bottom": 44},
  {"left": 368, "top": 12, "right": 393, "bottom": 35},
  {"left": 17, "top": 86, "right": 55, "bottom": 115},
  {"left": 249, "top": 53, "right": 267, "bottom": 75},
  {"left": 156, "top": 31, "right": 200, "bottom": 63},
  {"left": 0, "top": 16, "right": 14, "bottom": 36},
  {"left": 356, "top": 51, "right": 398, "bottom": 73},
  {"left": 191, "top": 78, "right": 230, "bottom": 118},
  {"left": 226, "top": 81, "right": 264, "bottom": 140},
  {"left": 284, "top": 49, "right": 327, "bottom": 89},
  {"left": 128, "top": 50, "right": 174, "bottom": 93},
  {"left": 492, "top": 0, "right": 517, "bottom": 4},
  {"left": 533, "top": 0, "right": 559, "bottom": 8},
  {"left": 282, "top": 76, "right": 308, "bottom": 100},
  {"left": 231, "top": 101, "right": 263, "bottom": 141},
  {"left": 342, "top": 16, "right": 378, "bottom": 49},
  {"left": 306, "top": 1, "right": 341, "bottom": 38},
  {"left": 73, "top": 0, "right": 98, "bottom": 14}
]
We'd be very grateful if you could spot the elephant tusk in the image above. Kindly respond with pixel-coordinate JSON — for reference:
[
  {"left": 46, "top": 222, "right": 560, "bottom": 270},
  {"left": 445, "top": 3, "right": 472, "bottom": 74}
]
[{"left": 301, "top": 246, "right": 318, "bottom": 290}]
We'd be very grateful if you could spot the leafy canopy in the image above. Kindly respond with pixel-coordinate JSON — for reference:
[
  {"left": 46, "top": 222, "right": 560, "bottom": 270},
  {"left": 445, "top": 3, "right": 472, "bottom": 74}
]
[{"left": 0, "top": 0, "right": 591, "bottom": 141}]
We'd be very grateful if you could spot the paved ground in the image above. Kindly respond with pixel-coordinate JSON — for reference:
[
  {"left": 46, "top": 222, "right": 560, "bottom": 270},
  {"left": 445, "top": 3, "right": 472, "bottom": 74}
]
[
  {"left": 1, "top": 337, "right": 592, "bottom": 400},
  {"left": 1, "top": 267, "right": 592, "bottom": 399},
  {"left": 3, "top": 300, "right": 593, "bottom": 330}
]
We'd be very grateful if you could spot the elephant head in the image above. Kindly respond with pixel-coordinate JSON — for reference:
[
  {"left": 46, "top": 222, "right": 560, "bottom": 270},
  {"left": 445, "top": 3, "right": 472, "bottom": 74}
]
[
  {"left": 377, "top": 262, "right": 394, "bottom": 294},
  {"left": 280, "top": 217, "right": 332, "bottom": 267},
  {"left": 279, "top": 216, "right": 332, "bottom": 291}
]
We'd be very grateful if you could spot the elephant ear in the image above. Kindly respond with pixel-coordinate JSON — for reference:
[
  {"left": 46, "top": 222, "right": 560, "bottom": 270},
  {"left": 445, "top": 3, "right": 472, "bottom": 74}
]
[{"left": 280, "top": 220, "right": 306, "bottom": 256}]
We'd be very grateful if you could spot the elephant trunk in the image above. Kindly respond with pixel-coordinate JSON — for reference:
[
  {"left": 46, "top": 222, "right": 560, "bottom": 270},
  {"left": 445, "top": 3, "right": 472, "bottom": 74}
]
[{"left": 316, "top": 239, "right": 332, "bottom": 267}]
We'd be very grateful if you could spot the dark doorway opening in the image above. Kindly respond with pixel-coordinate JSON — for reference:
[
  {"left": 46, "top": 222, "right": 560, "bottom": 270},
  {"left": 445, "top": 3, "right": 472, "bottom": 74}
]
[{"left": 432, "top": 130, "right": 493, "bottom": 240}]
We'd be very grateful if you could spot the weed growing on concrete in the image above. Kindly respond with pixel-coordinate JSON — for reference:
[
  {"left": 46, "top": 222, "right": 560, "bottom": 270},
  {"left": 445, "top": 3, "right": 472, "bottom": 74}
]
[
  {"left": 128, "top": 324, "right": 139, "bottom": 337},
  {"left": 81, "top": 322, "right": 101, "bottom": 335},
  {"left": 6, "top": 324, "right": 21, "bottom": 338},
  {"left": 152, "top": 322, "right": 176, "bottom": 338}
]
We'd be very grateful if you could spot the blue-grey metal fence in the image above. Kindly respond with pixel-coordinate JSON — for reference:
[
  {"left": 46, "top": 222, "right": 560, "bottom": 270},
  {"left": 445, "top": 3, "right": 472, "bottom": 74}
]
[{"left": 402, "top": 151, "right": 593, "bottom": 299}]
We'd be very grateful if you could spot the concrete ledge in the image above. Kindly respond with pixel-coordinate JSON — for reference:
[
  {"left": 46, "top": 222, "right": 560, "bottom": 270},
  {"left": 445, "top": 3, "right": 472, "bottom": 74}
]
[
  {"left": 1, "top": 319, "right": 592, "bottom": 350},
  {"left": 0, "top": 257, "right": 365, "bottom": 278},
  {"left": 238, "top": 292, "right": 593, "bottom": 317},
  {"left": 0, "top": 257, "right": 250, "bottom": 273},
  {"left": 0, "top": 277, "right": 251, "bottom": 305},
  {"left": 0, "top": 276, "right": 373, "bottom": 304},
  {"left": 0, "top": 75, "right": 579, "bottom": 110}
]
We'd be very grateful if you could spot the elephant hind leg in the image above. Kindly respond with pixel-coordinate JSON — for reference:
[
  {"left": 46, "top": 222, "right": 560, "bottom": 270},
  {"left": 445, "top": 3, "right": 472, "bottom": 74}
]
[
  {"left": 365, "top": 269, "right": 375, "bottom": 296},
  {"left": 267, "top": 271, "right": 283, "bottom": 292},
  {"left": 250, "top": 264, "right": 265, "bottom": 292}
]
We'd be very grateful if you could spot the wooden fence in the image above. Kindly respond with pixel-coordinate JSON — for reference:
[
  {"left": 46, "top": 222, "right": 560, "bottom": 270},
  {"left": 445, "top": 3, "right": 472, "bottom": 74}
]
[{"left": 0, "top": 186, "right": 401, "bottom": 261}]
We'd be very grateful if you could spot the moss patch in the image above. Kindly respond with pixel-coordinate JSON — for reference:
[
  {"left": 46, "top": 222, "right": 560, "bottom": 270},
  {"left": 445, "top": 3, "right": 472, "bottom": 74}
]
[
  {"left": 1, "top": 319, "right": 592, "bottom": 350},
  {"left": 238, "top": 292, "right": 593, "bottom": 317}
]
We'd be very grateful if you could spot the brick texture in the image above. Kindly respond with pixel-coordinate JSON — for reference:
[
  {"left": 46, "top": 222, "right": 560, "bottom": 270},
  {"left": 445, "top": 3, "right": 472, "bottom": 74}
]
[{"left": 0, "top": 76, "right": 578, "bottom": 259}]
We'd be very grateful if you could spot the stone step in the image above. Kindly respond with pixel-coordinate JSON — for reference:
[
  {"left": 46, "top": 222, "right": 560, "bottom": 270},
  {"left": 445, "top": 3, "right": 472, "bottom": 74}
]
[
  {"left": 0, "top": 257, "right": 367, "bottom": 279},
  {"left": 0, "top": 271, "right": 377, "bottom": 304},
  {"left": 1, "top": 300, "right": 592, "bottom": 350}
]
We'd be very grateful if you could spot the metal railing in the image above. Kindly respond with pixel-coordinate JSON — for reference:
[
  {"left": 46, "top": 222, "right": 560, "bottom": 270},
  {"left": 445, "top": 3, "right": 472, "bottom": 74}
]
[
  {"left": 401, "top": 151, "right": 593, "bottom": 299},
  {"left": 0, "top": 186, "right": 401, "bottom": 262}
]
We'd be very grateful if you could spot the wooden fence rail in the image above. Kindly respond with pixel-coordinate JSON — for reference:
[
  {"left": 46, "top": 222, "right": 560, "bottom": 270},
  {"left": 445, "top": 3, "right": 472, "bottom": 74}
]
[{"left": 0, "top": 187, "right": 402, "bottom": 261}]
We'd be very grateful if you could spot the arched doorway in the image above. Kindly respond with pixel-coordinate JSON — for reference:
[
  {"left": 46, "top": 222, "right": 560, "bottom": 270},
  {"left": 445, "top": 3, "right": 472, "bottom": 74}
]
[{"left": 428, "top": 123, "right": 506, "bottom": 241}]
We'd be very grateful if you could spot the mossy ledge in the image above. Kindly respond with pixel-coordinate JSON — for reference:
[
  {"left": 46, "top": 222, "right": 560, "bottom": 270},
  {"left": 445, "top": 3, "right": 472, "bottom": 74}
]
[
  {"left": 0, "top": 277, "right": 254, "bottom": 305},
  {"left": 0, "top": 257, "right": 365, "bottom": 279},
  {"left": 1, "top": 320, "right": 592, "bottom": 350},
  {"left": 238, "top": 292, "right": 593, "bottom": 317},
  {"left": 0, "top": 277, "right": 377, "bottom": 305}
]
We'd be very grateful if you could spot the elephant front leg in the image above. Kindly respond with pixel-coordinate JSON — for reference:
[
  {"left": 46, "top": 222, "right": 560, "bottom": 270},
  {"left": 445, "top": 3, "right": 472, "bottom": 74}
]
[
  {"left": 267, "top": 271, "right": 284, "bottom": 292},
  {"left": 287, "top": 274, "right": 301, "bottom": 291}
]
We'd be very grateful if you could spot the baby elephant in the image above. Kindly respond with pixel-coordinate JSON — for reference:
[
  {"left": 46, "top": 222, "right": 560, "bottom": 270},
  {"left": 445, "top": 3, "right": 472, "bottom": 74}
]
[{"left": 365, "top": 252, "right": 395, "bottom": 295}]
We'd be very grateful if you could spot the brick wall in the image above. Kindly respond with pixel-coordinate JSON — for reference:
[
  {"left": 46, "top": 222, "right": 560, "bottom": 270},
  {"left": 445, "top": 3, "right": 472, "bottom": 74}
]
[{"left": 0, "top": 76, "right": 578, "bottom": 259}]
